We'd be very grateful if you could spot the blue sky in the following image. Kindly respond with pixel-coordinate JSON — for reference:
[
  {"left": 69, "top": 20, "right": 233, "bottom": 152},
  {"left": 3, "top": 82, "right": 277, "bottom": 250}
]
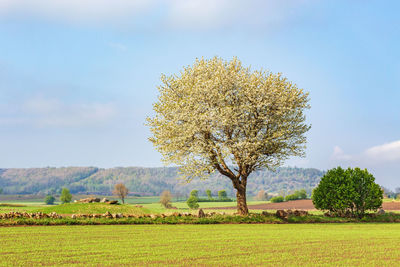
[{"left": 0, "top": 0, "right": 399, "bottom": 188}]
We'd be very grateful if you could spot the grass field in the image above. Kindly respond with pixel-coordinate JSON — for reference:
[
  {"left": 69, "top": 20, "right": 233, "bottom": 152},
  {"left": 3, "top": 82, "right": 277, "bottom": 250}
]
[
  {"left": 1, "top": 224, "right": 399, "bottom": 266},
  {"left": 0, "top": 198, "right": 268, "bottom": 215},
  {"left": 36, "top": 203, "right": 150, "bottom": 215}
]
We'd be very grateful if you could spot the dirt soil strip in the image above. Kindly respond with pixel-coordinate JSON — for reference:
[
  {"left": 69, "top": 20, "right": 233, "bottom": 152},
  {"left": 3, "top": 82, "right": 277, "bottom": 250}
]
[{"left": 208, "top": 199, "right": 400, "bottom": 210}]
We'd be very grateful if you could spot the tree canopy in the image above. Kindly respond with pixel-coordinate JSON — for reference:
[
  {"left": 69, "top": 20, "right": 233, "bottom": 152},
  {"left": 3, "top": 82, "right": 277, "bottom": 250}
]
[
  {"left": 60, "top": 188, "right": 72, "bottom": 204},
  {"left": 312, "top": 167, "right": 383, "bottom": 218},
  {"left": 147, "top": 57, "right": 310, "bottom": 214}
]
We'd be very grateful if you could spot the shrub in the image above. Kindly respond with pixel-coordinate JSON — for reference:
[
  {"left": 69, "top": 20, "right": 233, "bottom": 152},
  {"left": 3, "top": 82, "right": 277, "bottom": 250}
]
[
  {"left": 44, "top": 195, "right": 55, "bottom": 205},
  {"left": 284, "top": 189, "right": 308, "bottom": 201},
  {"left": 206, "top": 189, "right": 212, "bottom": 200},
  {"left": 218, "top": 190, "right": 228, "bottom": 200},
  {"left": 186, "top": 196, "right": 199, "bottom": 209},
  {"left": 312, "top": 167, "right": 383, "bottom": 218},
  {"left": 295, "top": 189, "right": 308, "bottom": 199},
  {"left": 284, "top": 194, "right": 297, "bottom": 201},
  {"left": 270, "top": 196, "right": 284, "bottom": 203},
  {"left": 160, "top": 190, "right": 172, "bottom": 208},
  {"left": 190, "top": 190, "right": 199, "bottom": 198},
  {"left": 60, "top": 188, "right": 72, "bottom": 204}
]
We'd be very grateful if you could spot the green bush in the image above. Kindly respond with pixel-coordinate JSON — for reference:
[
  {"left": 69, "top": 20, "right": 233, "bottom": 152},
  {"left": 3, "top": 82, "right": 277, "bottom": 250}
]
[
  {"left": 186, "top": 196, "right": 199, "bottom": 209},
  {"left": 60, "top": 188, "right": 72, "bottom": 204},
  {"left": 312, "top": 167, "right": 383, "bottom": 218},
  {"left": 218, "top": 190, "right": 228, "bottom": 200},
  {"left": 44, "top": 195, "right": 55, "bottom": 205},
  {"left": 206, "top": 189, "right": 212, "bottom": 200},
  {"left": 295, "top": 189, "right": 308, "bottom": 199},
  {"left": 284, "top": 194, "right": 297, "bottom": 201},
  {"left": 270, "top": 196, "right": 284, "bottom": 203},
  {"left": 284, "top": 189, "right": 308, "bottom": 201},
  {"left": 190, "top": 190, "right": 199, "bottom": 198}
]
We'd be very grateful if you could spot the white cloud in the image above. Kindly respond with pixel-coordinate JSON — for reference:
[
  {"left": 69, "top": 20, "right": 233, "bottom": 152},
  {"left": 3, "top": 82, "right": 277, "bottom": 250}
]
[
  {"left": 1, "top": 96, "right": 118, "bottom": 128},
  {"left": 331, "top": 146, "right": 354, "bottom": 161},
  {"left": 365, "top": 140, "right": 400, "bottom": 162},
  {"left": 330, "top": 142, "right": 400, "bottom": 188},
  {"left": 0, "top": 0, "right": 313, "bottom": 30},
  {"left": 331, "top": 140, "right": 400, "bottom": 165}
]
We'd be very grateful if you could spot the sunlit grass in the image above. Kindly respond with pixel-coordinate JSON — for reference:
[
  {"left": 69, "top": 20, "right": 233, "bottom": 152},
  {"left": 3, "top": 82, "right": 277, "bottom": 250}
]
[
  {"left": 33, "top": 203, "right": 149, "bottom": 215},
  {"left": 1, "top": 224, "right": 400, "bottom": 266}
]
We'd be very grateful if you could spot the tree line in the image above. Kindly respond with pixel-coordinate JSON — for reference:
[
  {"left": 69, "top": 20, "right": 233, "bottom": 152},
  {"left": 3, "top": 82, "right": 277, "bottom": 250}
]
[{"left": 0, "top": 166, "right": 323, "bottom": 196}]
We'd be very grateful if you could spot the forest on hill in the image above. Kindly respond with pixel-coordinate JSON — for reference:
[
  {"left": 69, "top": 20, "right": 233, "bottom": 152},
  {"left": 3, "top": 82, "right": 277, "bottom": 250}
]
[{"left": 0, "top": 167, "right": 324, "bottom": 197}]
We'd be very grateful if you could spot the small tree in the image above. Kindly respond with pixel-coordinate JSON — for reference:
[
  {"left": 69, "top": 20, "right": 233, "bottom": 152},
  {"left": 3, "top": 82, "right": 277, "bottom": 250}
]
[
  {"left": 218, "top": 190, "right": 228, "bottom": 200},
  {"left": 206, "top": 189, "right": 212, "bottom": 200},
  {"left": 160, "top": 190, "right": 172, "bottom": 208},
  {"left": 113, "top": 183, "right": 129, "bottom": 204},
  {"left": 0, "top": 188, "right": 3, "bottom": 194},
  {"left": 60, "top": 188, "right": 72, "bottom": 204},
  {"left": 45, "top": 195, "right": 55, "bottom": 205},
  {"left": 312, "top": 167, "right": 383, "bottom": 218},
  {"left": 186, "top": 196, "right": 199, "bottom": 209},
  {"left": 255, "top": 190, "right": 268, "bottom": 201}
]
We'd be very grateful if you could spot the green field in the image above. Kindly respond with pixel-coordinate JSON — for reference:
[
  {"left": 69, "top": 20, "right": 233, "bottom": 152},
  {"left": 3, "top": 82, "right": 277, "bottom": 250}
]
[
  {"left": 1, "top": 224, "right": 399, "bottom": 266},
  {"left": 0, "top": 198, "right": 268, "bottom": 215}
]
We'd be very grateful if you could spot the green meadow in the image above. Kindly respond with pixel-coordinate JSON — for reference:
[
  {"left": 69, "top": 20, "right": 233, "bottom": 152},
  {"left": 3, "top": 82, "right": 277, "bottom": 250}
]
[{"left": 1, "top": 224, "right": 399, "bottom": 266}]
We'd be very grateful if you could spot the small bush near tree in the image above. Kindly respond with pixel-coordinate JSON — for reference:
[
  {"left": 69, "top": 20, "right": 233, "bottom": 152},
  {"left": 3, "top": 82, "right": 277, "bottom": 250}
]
[
  {"left": 206, "top": 189, "right": 212, "bottom": 200},
  {"left": 312, "top": 167, "right": 383, "bottom": 218},
  {"left": 270, "top": 196, "right": 284, "bottom": 203},
  {"left": 284, "top": 194, "right": 297, "bottom": 201},
  {"left": 44, "top": 195, "right": 55, "bottom": 205},
  {"left": 255, "top": 190, "right": 269, "bottom": 201},
  {"left": 285, "top": 189, "right": 308, "bottom": 201},
  {"left": 218, "top": 190, "right": 228, "bottom": 200},
  {"left": 160, "top": 190, "right": 172, "bottom": 208},
  {"left": 190, "top": 190, "right": 199, "bottom": 198},
  {"left": 60, "top": 188, "right": 72, "bottom": 204},
  {"left": 186, "top": 196, "right": 199, "bottom": 209}
]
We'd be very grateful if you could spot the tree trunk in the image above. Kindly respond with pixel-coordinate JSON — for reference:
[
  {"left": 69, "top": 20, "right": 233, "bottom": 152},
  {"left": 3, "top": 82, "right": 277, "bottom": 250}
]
[{"left": 236, "top": 186, "right": 249, "bottom": 215}]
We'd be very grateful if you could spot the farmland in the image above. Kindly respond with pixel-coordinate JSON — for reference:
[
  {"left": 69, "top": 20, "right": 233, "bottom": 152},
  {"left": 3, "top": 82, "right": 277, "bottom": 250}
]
[
  {"left": 1, "top": 197, "right": 400, "bottom": 265},
  {"left": 1, "top": 224, "right": 400, "bottom": 266}
]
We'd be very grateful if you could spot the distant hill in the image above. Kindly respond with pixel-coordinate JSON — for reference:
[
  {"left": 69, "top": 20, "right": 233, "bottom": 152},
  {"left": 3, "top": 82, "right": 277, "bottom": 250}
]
[{"left": 0, "top": 166, "right": 324, "bottom": 196}]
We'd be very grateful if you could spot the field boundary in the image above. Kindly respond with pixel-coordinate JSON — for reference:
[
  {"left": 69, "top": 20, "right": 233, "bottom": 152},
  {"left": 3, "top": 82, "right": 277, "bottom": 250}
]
[
  {"left": 1, "top": 213, "right": 400, "bottom": 226},
  {"left": 210, "top": 199, "right": 400, "bottom": 210}
]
